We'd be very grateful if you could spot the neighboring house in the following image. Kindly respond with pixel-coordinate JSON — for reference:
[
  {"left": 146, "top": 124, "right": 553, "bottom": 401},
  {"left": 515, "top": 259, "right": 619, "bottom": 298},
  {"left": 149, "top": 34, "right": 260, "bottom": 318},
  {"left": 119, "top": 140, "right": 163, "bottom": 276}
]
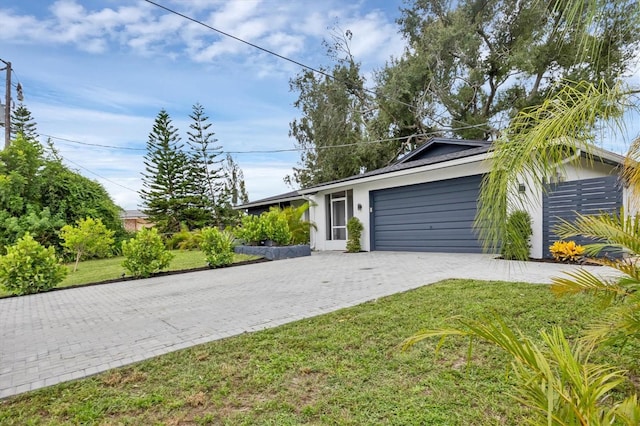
[
  {"left": 120, "top": 210, "right": 154, "bottom": 232},
  {"left": 236, "top": 190, "right": 308, "bottom": 216},
  {"left": 288, "top": 137, "right": 626, "bottom": 259}
]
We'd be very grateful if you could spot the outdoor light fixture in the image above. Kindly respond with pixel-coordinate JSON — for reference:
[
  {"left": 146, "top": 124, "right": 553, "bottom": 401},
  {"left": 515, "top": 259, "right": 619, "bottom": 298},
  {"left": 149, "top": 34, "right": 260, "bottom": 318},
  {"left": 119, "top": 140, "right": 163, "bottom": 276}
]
[
  {"left": 357, "top": 203, "right": 362, "bottom": 211},
  {"left": 518, "top": 183, "right": 526, "bottom": 193}
]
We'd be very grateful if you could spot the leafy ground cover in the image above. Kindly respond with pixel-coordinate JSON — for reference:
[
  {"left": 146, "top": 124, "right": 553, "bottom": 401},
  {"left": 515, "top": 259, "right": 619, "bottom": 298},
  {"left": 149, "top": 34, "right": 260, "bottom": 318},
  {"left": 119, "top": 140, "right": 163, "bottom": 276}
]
[
  {"left": 2, "top": 279, "right": 636, "bottom": 425},
  {"left": 0, "top": 250, "right": 260, "bottom": 298}
]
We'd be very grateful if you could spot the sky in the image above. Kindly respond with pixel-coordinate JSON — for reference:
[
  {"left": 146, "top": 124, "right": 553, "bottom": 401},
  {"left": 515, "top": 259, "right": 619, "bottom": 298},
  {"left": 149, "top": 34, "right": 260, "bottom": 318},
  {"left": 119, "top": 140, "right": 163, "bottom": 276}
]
[{"left": 0, "top": 0, "right": 406, "bottom": 210}]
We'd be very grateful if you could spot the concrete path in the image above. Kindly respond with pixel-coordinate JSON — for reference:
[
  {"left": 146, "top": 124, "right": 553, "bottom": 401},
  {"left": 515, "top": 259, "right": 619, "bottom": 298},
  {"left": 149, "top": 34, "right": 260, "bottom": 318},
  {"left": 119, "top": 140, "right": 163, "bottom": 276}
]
[{"left": 0, "top": 251, "right": 615, "bottom": 399}]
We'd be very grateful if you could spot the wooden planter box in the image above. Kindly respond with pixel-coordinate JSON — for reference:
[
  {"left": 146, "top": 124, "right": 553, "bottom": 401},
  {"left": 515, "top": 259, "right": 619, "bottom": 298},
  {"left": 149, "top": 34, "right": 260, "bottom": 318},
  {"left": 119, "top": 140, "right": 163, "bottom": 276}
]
[{"left": 234, "top": 244, "right": 311, "bottom": 261}]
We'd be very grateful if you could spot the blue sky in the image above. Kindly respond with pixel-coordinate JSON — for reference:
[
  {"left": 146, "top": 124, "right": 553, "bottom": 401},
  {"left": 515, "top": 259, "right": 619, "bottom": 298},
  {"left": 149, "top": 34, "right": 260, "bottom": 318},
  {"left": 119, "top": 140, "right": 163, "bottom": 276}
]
[
  {"left": 2, "top": 1, "right": 639, "bottom": 211},
  {"left": 0, "top": 0, "right": 406, "bottom": 209}
]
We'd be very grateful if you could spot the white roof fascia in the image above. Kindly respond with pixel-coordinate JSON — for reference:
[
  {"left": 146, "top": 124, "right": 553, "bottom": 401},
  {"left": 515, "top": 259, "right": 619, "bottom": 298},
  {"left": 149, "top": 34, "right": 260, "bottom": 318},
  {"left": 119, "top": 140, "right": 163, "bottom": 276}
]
[{"left": 298, "top": 152, "right": 489, "bottom": 195}]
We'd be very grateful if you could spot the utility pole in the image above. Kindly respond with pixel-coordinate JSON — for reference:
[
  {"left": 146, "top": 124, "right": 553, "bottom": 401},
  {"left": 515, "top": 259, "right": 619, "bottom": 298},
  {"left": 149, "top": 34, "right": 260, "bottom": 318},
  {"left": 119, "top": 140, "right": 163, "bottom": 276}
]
[{"left": 0, "top": 59, "right": 10, "bottom": 149}]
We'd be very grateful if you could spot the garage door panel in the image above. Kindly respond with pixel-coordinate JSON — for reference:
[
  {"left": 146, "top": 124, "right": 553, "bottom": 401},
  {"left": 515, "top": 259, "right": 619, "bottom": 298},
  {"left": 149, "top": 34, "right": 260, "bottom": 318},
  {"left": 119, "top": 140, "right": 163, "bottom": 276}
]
[
  {"left": 376, "top": 229, "right": 479, "bottom": 241},
  {"left": 375, "top": 218, "right": 476, "bottom": 232},
  {"left": 374, "top": 183, "right": 479, "bottom": 204},
  {"left": 373, "top": 190, "right": 480, "bottom": 210},
  {"left": 372, "top": 174, "right": 483, "bottom": 252},
  {"left": 373, "top": 203, "right": 478, "bottom": 220},
  {"left": 374, "top": 240, "right": 484, "bottom": 253}
]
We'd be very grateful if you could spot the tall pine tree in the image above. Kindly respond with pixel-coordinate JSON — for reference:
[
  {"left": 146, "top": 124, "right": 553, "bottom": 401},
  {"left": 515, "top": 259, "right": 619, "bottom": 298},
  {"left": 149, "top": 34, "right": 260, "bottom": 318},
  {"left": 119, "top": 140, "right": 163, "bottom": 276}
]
[
  {"left": 11, "top": 104, "right": 38, "bottom": 140},
  {"left": 185, "top": 103, "right": 224, "bottom": 227},
  {"left": 140, "top": 109, "right": 190, "bottom": 234},
  {"left": 219, "top": 153, "right": 249, "bottom": 226}
]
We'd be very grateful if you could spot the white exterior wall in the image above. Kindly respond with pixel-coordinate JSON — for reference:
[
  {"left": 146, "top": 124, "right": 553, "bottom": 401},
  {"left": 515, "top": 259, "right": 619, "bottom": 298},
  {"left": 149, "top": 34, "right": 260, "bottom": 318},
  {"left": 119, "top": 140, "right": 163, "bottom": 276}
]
[
  {"left": 307, "top": 156, "right": 490, "bottom": 251},
  {"left": 307, "top": 154, "right": 622, "bottom": 255}
]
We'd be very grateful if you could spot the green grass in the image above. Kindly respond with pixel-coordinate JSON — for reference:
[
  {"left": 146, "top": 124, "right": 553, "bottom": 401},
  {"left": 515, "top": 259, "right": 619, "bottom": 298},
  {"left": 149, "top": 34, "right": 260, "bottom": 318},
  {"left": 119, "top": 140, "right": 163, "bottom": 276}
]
[
  {"left": 0, "top": 250, "right": 260, "bottom": 297},
  {"left": 1, "top": 279, "right": 637, "bottom": 425}
]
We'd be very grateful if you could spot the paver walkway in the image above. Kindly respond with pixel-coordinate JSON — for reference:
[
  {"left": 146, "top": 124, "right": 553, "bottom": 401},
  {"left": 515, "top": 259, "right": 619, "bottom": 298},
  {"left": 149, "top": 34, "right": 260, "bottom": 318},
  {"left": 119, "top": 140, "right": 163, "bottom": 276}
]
[{"left": 0, "top": 251, "right": 614, "bottom": 399}]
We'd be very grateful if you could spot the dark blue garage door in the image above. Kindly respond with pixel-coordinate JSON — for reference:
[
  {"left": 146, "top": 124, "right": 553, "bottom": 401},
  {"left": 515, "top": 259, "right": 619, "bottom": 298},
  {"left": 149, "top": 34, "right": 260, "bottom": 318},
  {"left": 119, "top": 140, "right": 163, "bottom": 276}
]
[
  {"left": 371, "top": 175, "right": 483, "bottom": 253},
  {"left": 543, "top": 175, "right": 622, "bottom": 258}
]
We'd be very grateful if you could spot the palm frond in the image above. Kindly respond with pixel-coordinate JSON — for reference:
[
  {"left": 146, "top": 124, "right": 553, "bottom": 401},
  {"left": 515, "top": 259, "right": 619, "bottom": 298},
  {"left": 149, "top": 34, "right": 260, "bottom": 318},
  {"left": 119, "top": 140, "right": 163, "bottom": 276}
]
[
  {"left": 551, "top": 269, "right": 626, "bottom": 303},
  {"left": 554, "top": 209, "right": 640, "bottom": 256},
  {"left": 404, "top": 317, "right": 639, "bottom": 424},
  {"left": 476, "top": 80, "right": 631, "bottom": 253},
  {"left": 623, "top": 135, "right": 640, "bottom": 206},
  {"left": 400, "top": 327, "right": 470, "bottom": 351},
  {"left": 582, "top": 301, "right": 640, "bottom": 346}
]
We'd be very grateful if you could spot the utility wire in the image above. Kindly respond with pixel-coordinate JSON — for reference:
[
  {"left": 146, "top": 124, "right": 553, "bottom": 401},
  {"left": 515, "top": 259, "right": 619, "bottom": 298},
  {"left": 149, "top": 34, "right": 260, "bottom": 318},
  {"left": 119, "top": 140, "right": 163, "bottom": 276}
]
[
  {"left": 62, "top": 156, "right": 140, "bottom": 193},
  {"left": 42, "top": 122, "right": 490, "bottom": 155},
  {"left": 41, "top": 134, "right": 147, "bottom": 151},
  {"left": 142, "top": 0, "right": 417, "bottom": 111}
]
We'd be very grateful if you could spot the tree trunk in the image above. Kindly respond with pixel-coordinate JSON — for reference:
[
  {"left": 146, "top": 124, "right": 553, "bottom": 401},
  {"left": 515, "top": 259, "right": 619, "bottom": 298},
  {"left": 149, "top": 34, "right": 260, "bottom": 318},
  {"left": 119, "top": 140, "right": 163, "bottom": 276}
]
[{"left": 73, "top": 251, "right": 82, "bottom": 273}]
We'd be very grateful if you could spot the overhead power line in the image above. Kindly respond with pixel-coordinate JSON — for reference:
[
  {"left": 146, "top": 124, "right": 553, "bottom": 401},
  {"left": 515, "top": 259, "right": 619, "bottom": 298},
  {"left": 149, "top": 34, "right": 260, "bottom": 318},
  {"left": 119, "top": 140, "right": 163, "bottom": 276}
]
[
  {"left": 41, "top": 134, "right": 146, "bottom": 151},
  {"left": 142, "top": 0, "right": 417, "bottom": 111},
  {"left": 42, "top": 122, "right": 491, "bottom": 155},
  {"left": 62, "top": 156, "right": 139, "bottom": 193}
]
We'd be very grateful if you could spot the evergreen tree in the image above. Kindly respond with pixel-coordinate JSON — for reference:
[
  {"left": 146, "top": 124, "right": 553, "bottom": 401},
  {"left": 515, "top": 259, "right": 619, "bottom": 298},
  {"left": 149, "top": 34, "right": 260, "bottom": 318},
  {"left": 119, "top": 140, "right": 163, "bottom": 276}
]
[
  {"left": 219, "top": 154, "right": 249, "bottom": 226},
  {"left": 140, "top": 109, "right": 190, "bottom": 234},
  {"left": 11, "top": 104, "right": 38, "bottom": 140},
  {"left": 185, "top": 103, "right": 224, "bottom": 227}
]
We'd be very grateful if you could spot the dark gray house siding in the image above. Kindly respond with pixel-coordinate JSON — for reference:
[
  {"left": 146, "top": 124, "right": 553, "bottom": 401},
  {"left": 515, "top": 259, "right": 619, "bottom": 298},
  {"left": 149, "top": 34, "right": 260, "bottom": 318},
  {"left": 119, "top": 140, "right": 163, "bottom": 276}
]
[{"left": 542, "top": 175, "right": 622, "bottom": 258}]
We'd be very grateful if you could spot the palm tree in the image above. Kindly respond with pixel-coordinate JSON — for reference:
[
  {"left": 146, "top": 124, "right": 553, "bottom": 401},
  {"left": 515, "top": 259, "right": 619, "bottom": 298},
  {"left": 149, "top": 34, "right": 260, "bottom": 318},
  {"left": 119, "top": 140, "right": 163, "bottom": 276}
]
[{"left": 404, "top": 1, "right": 640, "bottom": 422}]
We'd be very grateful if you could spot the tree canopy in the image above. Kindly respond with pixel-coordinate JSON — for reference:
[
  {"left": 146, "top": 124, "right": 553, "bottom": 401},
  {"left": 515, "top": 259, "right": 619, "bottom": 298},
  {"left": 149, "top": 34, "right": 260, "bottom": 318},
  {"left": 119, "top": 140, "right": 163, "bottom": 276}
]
[
  {"left": 140, "top": 106, "right": 250, "bottom": 231},
  {"left": 287, "top": 0, "right": 640, "bottom": 188},
  {"left": 0, "top": 133, "right": 124, "bottom": 252}
]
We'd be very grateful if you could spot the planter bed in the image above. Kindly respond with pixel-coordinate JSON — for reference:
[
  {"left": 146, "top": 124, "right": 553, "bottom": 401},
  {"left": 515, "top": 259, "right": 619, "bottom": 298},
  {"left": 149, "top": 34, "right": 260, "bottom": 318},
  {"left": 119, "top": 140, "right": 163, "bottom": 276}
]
[{"left": 234, "top": 244, "right": 311, "bottom": 260}]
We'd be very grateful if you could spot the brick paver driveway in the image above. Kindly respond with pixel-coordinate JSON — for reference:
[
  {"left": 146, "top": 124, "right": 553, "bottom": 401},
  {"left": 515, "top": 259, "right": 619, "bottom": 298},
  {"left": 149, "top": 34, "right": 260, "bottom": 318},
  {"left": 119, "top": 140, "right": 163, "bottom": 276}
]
[{"left": 0, "top": 251, "right": 611, "bottom": 398}]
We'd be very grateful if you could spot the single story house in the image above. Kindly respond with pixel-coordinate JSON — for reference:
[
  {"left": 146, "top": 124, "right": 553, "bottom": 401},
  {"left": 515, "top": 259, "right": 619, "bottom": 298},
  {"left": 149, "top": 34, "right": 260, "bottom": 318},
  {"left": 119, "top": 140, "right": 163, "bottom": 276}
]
[
  {"left": 235, "top": 190, "right": 307, "bottom": 216},
  {"left": 120, "top": 209, "right": 154, "bottom": 232},
  {"left": 241, "top": 138, "right": 627, "bottom": 258}
]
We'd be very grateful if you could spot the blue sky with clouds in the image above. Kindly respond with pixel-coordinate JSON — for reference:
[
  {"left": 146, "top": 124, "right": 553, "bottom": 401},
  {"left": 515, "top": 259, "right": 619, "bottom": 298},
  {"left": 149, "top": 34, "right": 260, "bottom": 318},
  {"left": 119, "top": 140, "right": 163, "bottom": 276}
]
[
  {"left": 1, "top": 0, "right": 406, "bottom": 209},
  {"left": 2, "top": 1, "right": 639, "bottom": 211}
]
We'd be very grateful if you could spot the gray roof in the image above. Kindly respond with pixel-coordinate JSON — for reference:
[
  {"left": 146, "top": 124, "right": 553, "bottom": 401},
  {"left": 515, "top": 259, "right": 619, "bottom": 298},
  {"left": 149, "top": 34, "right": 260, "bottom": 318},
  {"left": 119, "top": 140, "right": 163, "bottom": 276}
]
[
  {"left": 299, "top": 143, "right": 492, "bottom": 192},
  {"left": 120, "top": 209, "right": 148, "bottom": 219},
  {"left": 236, "top": 190, "right": 304, "bottom": 209}
]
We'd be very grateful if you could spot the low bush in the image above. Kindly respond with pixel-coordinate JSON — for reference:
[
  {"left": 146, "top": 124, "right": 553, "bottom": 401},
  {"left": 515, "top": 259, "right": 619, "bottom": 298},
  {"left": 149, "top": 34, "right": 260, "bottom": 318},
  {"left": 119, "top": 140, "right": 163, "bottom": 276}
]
[
  {"left": 166, "top": 224, "right": 202, "bottom": 250},
  {"left": 235, "top": 208, "right": 296, "bottom": 246},
  {"left": 121, "top": 228, "right": 174, "bottom": 278},
  {"left": 200, "top": 227, "right": 236, "bottom": 268},
  {"left": 549, "top": 240, "right": 585, "bottom": 262},
  {"left": 0, "top": 233, "right": 68, "bottom": 295},
  {"left": 282, "top": 203, "right": 315, "bottom": 245},
  {"left": 261, "top": 208, "right": 292, "bottom": 246},
  {"left": 501, "top": 210, "right": 532, "bottom": 260},
  {"left": 346, "top": 217, "right": 364, "bottom": 253},
  {"left": 59, "top": 217, "right": 115, "bottom": 272},
  {"left": 234, "top": 215, "right": 264, "bottom": 245}
]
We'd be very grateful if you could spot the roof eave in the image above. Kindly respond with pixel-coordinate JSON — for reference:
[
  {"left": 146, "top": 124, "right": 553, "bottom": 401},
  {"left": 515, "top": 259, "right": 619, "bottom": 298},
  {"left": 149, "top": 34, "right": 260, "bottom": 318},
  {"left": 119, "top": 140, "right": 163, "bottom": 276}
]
[
  {"left": 298, "top": 152, "right": 490, "bottom": 194},
  {"left": 234, "top": 194, "right": 305, "bottom": 210}
]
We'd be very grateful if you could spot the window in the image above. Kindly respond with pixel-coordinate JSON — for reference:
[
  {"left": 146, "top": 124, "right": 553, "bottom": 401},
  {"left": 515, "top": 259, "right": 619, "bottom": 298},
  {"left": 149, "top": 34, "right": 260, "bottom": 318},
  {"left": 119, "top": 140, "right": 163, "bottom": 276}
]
[{"left": 325, "top": 190, "right": 353, "bottom": 240}]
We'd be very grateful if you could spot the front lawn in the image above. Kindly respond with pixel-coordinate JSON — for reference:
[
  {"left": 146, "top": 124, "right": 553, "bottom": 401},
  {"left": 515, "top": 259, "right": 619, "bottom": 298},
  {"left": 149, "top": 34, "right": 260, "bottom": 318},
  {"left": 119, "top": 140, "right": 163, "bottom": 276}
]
[
  {"left": 0, "top": 250, "right": 261, "bottom": 298},
  {"left": 2, "top": 279, "right": 636, "bottom": 425}
]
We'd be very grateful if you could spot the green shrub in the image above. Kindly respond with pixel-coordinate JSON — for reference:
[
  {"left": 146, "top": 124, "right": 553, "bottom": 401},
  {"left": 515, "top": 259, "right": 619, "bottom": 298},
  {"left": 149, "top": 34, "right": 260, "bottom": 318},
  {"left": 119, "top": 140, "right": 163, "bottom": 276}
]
[
  {"left": 234, "top": 214, "right": 264, "bottom": 245},
  {"left": 282, "top": 203, "right": 315, "bottom": 245},
  {"left": 0, "top": 233, "right": 68, "bottom": 295},
  {"left": 166, "top": 224, "right": 202, "bottom": 250},
  {"left": 346, "top": 217, "right": 364, "bottom": 253},
  {"left": 59, "top": 217, "right": 115, "bottom": 272},
  {"left": 501, "top": 210, "right": 532, "bottom": 260},
  {"left": 200, "top": 227, "right": 236, "bottom": 268},
  {"left": 262, "top": 208, "right": 292, "bottom": 246},
  {"left": 121, "top": 228, "right": 174, "bottom": 278}
]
